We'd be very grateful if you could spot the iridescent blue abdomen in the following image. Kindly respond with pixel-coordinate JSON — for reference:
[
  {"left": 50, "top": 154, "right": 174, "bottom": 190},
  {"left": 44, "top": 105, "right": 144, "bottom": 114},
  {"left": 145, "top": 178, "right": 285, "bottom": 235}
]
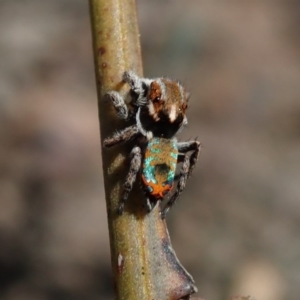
[{"left": 142, "top": 138, "right": 178, "bottom": 199}]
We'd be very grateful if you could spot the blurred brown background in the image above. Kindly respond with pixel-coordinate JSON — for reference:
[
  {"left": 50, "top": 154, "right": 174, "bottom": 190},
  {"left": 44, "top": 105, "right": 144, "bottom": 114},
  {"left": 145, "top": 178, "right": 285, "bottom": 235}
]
[{"left": 1, "top": 1, "right": 300, "bottom": 299}]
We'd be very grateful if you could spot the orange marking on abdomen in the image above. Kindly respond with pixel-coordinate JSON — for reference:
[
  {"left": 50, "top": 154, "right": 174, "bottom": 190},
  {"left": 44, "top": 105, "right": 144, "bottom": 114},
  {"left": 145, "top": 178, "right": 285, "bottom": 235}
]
[{"left": 142, "top": 175, "right": 173, "bottom": 199}]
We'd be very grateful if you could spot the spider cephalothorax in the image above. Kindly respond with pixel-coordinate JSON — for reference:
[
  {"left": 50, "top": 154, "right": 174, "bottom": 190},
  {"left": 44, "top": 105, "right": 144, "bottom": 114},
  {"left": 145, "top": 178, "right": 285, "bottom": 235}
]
[
  {"left": 147, "top": 79, "right": 189, "bottom": 123},
  {"left": 104, "top": 71, "right": 201, "bottom": 218},
  {"left": 132, "top": 75, "right": 189, "bottom": 140}
]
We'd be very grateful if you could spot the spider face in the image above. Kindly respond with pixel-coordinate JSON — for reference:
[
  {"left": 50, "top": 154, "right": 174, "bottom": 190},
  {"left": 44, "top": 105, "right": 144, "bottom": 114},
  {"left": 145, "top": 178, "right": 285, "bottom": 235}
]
[
  {"left": 147, "top": 79, "right": 188, "bottom": 124},
  {"left": 136, "top": 78, "right": 189, "bottom": 139},
  {"left": 103, "top": 71, "right": 201, "bottom": 217}
]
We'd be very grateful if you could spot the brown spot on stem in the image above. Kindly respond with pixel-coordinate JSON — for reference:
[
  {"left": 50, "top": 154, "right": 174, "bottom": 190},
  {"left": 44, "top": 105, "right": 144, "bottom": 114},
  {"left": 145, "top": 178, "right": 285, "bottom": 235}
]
[{"left": 98, "top": 47, "right": 106, "bottom": 56}]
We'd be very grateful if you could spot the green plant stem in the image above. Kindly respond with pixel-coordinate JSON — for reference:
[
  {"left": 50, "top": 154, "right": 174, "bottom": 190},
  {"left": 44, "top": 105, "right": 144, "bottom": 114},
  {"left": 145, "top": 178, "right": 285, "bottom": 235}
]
[{"left": 89, "top": 1, "right": 197, "bottom": 299}]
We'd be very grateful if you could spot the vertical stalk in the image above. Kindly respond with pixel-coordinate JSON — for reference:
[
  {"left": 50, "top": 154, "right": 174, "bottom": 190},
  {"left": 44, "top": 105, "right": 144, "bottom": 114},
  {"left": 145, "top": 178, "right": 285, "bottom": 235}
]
[{"left": 89, "top": 1, "right": 197, "bottom": 299}]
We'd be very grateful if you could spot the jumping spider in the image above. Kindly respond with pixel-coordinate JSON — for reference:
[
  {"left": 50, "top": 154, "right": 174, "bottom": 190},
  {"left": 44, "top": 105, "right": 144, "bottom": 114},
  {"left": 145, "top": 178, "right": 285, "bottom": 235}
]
[{"left": 103, "top": 71, "right": 201, "bottom": 218}]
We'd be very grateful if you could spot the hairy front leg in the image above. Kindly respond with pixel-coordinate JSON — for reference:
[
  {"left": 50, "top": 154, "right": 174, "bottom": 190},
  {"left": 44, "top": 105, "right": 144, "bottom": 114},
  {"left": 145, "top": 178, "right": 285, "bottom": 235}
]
[
  {"left": 105, "top": 91, "right": 129, "bottom": 120},
  {"left": 103, "top": 125, "right": 139, "bottom": 148},
  {"left": 123, "top": 71, "right": 145, "bottom": 96},
  {"left": 123, "top": 71, "right": 151, "bottom": 106}
]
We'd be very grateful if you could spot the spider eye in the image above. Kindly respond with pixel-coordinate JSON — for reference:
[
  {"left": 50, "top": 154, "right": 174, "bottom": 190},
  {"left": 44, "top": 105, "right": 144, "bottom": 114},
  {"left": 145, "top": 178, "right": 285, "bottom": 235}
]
[{"left": 154, "top": 96, "right": 161, "bottom": 102}]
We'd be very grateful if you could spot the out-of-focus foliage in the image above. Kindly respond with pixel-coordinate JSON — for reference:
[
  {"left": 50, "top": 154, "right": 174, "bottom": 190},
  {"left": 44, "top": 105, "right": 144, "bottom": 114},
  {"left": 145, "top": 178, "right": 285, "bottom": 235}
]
[{"left": 0, "top": 1, "right": 299, "bottom": 299}]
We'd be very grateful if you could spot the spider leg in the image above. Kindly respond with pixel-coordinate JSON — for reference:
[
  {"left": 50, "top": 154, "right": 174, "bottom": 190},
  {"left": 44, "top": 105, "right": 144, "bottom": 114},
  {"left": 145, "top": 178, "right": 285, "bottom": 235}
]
[
  {"left": 118, "top": 146, "right": 142, "bottom": 215},
  {"left": 103, "top": 125, "right": 139, "bottom": 148},
  {"left": 105, "top": 91, "right": 129, "bottom": 120},
  {"left": 161, "top": 154, "right": 190, "bottom": 219},
  {"left": 145, "top": 198, "right": 152, "bottom": 213},
  {"left": 144, "top": 199, "right": 162, "bottom": 214},
  {"left": 123, "top": 71, "right": 145, "bottom": 96},
  {"left": 177, "top": 140, "right": 201, "bottom": 177},
  {"left": 172, "top": 154, "right": 185, "bottom": 181},
  {"left": 123, "top": 71, "right": 151, "bottom": 106}
]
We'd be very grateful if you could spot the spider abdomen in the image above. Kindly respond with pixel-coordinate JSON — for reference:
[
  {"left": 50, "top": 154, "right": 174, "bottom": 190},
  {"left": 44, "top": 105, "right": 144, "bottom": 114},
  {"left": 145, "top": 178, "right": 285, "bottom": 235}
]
[{"left": 142, "top": 137, "right": 178, "bottom": 199}]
